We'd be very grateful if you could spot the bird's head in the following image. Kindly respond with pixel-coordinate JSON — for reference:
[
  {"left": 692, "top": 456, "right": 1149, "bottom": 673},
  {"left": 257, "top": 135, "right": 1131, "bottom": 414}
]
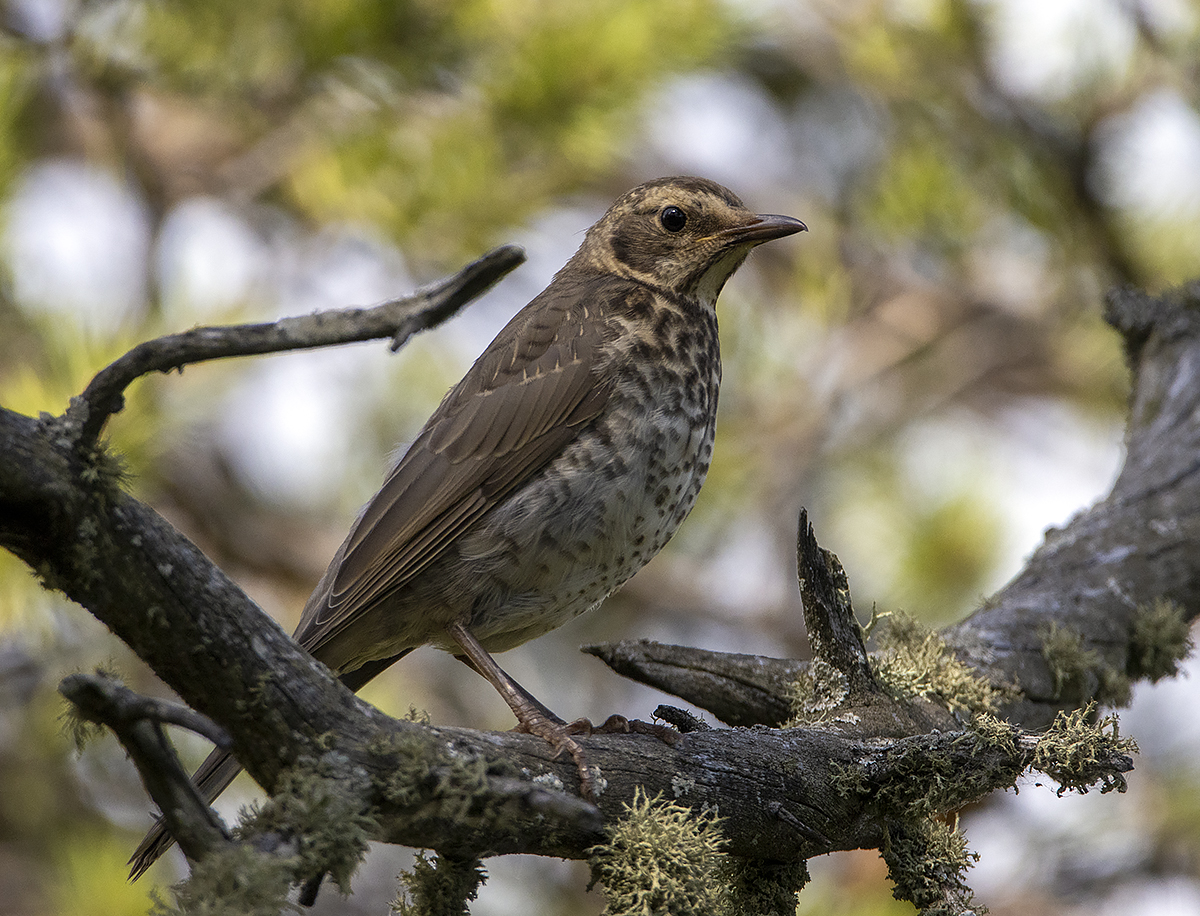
[{"left": 574, "top": 176, "right": 806, "bottom": 303}]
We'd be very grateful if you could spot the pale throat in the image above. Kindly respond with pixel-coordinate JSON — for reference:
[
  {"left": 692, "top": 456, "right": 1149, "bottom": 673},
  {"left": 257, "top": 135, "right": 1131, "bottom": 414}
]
[{"left": 693, "top": 246, "right": 753, "bottom": 306}]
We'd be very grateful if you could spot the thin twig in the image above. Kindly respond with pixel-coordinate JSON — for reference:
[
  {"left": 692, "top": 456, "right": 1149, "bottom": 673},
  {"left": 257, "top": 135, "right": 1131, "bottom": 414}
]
[
  {"left": 69, "top": 244, "right": 526, "bottom": 446},
  {"left": 60, "top": 673, "right": 233, "bottom": 866}
]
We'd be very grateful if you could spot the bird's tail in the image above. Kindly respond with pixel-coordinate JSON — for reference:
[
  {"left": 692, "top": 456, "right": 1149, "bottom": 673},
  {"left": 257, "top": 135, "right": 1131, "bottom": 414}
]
[
  {"left": 127, "top": 747, "right": 242, "bottom": 880},
  {"left": 127, "top": 648, "right": 414, "bottom": 881}
]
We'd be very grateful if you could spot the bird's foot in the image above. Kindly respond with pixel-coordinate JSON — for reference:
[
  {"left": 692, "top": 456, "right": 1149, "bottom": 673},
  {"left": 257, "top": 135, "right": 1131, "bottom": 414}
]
[
  {"left": 513, "top": 712, "right": 600, "bottom": 801},
  {"left": 591, "top": 714, "right": 683, "bottom": 746},
  {"left": 513, "top": 713, "right": 682, "bottom": 800}
]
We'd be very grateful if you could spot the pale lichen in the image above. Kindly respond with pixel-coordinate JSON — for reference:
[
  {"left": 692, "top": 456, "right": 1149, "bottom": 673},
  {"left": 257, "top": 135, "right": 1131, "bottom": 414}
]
[
  {"left": 882, "top": 816, "right": 979, "bottom": 916},
  {"left": 392, "top": 851, "right": 486, "bottom": 916},
  {"left": 1128, "top": 598, "right": 1194, "bottom": 683},
  {"left": 872, "top": 611, "right": 1004, "bottom": 718},
  {"left": 238, "top": 752, "right": 378, "bottom": 893},
  {"left": 150, "top": 844, "right": 292, "bottom": 916},
  {"left": 1039, "top": 622, "right": 1131, "bottom": 706},
  {"left": 589, "top": 787, "right": 726, "bottom": 916},
  {"left": 1032, "top": 703, "right": 1138, "bottom": 796},
  {"left": 784, "top": 656, "right": 849, "bottom": 727}
]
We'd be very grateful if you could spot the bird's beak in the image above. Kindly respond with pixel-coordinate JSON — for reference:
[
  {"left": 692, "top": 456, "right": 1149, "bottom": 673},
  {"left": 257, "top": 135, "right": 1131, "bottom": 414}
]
[{"left": 714, "top": 213, "right": 808, "bottom": 246}]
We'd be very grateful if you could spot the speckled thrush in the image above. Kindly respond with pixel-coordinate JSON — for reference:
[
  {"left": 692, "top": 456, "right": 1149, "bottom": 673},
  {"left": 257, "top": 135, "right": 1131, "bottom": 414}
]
[{"left": 129, "top": 176, "right": 805, "bottom": 878}]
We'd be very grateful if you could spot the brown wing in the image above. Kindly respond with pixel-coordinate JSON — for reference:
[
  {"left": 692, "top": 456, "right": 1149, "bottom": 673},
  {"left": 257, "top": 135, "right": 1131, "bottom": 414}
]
[{"left": 294, "top": 280, "right": 613, "bottom": 660}]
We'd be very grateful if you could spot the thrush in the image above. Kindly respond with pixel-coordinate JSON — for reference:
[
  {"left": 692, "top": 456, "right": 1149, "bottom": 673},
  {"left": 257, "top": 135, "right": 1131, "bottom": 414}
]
[{"left": 129, "top": 176, "right": 805, "bottom": 879}]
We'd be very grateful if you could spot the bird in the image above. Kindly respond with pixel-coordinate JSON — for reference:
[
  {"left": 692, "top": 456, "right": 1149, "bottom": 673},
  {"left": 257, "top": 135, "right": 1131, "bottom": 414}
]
[{"left": 129, "top": 176, "right": 805, "bottom": 879}]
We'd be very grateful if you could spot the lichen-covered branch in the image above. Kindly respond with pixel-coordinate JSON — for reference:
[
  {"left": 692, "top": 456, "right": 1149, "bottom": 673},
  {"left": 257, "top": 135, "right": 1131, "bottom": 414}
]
[
  {"left": 590, "top": 284, "right": 1200, "bottom": 734},
  {"left": 795, "top": 508, "right": 879, "bottom": 699},
  {"left": 0, "top": 276, "right": 1190, "bottom": 910},
  {"left": 59, "top": 672, "right": 235, "bottom": 868}
]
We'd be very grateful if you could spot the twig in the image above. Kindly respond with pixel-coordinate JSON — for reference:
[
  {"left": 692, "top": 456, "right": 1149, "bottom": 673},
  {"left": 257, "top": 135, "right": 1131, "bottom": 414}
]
[
  {"left": 59, "top": 673, "right": 233, "bottom": 866},
  {"left": 66, "top": 674, "right": 232, "bottom": 748},
  {"left": 68, "top": 244, "right": 526, "bottom": 446}
]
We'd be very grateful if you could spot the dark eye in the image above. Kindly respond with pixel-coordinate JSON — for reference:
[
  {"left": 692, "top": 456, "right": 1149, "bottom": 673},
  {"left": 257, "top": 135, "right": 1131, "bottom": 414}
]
[{"left": 660, "top": 205, "right": 687, "bottom": 232}]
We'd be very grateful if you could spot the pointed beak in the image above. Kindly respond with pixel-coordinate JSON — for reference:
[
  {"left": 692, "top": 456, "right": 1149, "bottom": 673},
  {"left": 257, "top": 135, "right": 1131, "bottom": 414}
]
[{"left": 720, "top": 213, "right": 808, "bottom": 245}]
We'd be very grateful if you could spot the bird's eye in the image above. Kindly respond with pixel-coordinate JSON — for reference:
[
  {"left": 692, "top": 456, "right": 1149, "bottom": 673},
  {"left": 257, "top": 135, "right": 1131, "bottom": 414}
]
[{"left": 660, "top": 205, "right": 687, "bottom": 232}]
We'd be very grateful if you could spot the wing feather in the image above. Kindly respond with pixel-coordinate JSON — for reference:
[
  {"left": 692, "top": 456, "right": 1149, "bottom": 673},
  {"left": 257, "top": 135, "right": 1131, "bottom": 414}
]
[{"left": 294, "top": 278, "right": 616, "bottom": 661}]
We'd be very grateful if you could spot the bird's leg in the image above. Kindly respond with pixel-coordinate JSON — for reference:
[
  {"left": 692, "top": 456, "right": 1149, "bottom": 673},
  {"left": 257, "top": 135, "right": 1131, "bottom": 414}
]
[
  {"left": 446, "top": 621, "right": 599, "bottom": 800},
  {"left": 451, "top": 647, "right": 566, "bottom": 727}
]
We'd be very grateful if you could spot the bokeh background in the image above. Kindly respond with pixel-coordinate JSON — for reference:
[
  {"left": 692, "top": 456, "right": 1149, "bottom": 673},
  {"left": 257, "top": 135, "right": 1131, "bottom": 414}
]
[{"left": 1, "top": 0, "right": 1199, "bottom": 913}]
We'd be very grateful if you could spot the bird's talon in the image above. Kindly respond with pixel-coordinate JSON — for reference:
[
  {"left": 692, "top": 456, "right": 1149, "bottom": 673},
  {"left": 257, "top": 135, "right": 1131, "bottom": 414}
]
[
  {"left": 594, "top": 714, "right": 632, "bottom": 734},
  {"left": 626, "top": 718, "right": 683, "bottom": 745},
  {"left": 564, "top": 717, "right": 598, "bottom": 736}
]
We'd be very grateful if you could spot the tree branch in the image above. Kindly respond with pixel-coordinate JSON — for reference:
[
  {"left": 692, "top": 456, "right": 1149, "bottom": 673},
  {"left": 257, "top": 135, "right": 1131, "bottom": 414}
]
[
  {"left": 67, "top": 244, "right": 525, "bottom": 446},
  {"left": 590, "top": 284, "right": 1200, "bottom": 733},
  {"left": 0, "top": 275, "right": 1190, "bottom": 903},
  {"left": 60, "top": 672, "right": 234, "bottom": 867}
]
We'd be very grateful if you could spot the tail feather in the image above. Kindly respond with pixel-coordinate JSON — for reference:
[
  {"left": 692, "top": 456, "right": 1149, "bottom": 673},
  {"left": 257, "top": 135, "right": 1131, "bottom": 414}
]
[
  {"left": 127, "top": 748, "right": 242, "bottom": 880},
  {"left": 127, "top": 648, "right": 414, "bottom": 881}
]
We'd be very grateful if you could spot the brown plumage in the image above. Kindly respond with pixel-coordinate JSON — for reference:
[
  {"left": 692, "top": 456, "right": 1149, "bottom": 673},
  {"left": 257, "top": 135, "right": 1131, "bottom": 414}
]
[{"left": 130, "top": 176, "right": 805, "bottom": 879}]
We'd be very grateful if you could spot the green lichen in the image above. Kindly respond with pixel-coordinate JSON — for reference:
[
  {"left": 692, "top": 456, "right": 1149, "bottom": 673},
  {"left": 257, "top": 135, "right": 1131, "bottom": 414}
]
[
  {"left": 60, "top": 703, "right": 104, "bottom": 752},
  {"left": 969, "top": 712, "right": 1019, "bottom": 756},
  {"left": 370, "top": 728, "right": 537, "bottom": 849},
  {"left": 872, "top": 611, "right": 1004, "bottom": 718},
  {"left": 84, "top": 439, "right": 131, "bottom": 492},
  {"left": 881, "top": 816, "right": 979, "bottom": 916},
  {"left": 589, "top": 787, "right": 727, "bottom": 916},
  {"left": 829, "top": 714, "right": 1035, "bottom": 913},
  {"left": 67, "top": 515, "right": 104, "bottom": 590},
  {"left": 784, "top": 657, "right": 850, "bottom": 727},
  {"left": 832, "top": 729, "right": 1019, "bottom": 822},
  {"left": 1032, "top": 703, "right": 1138, "bottom": 796},
  {"left": 403, "top": 705, "right": 433, "bottom": 725},
  {"left": 392, "top": 852, "right": 486, "bottom": 916},
  {"left": 720, "top": 857, "right": 809, "bottom": 916},
  {"left": 1039, "top": 622, "right": 1132, "bottom": 706},
  {"left": 239, "top": 753, "right": 378, "bottom": 893},
  {"left": 829, "top": 760, "right": 871, "bottom": 802},
  {"left": 150, "top": 844, "right": 293, "bottom": 916},
  {"left": 1128, "top": 598, "right": 1194, "bottom": 683}
]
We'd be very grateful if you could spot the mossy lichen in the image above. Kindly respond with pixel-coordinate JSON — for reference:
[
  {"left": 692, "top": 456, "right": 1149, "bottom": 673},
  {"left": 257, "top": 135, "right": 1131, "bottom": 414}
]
[
  {"left": 150, "top": 844, "right": 292, "bottom": 916},
  {"left": 784, "top": 657, "right": 849, "bottom": 727},
  {"left": 720, "top": 856, "right": 809, "bottom": 916},
  {"left": 589, "top": 787, "right": 726, "bottom": 916},
  {"left": 969, "top": 711, "right": 1019, "bottom": 756},
  {"left": 872, "top": 611, "right": 1003, "bottom": 718},
  {"left": 832, "top": 726, "right": 1021, "bottom": 822},
  {"left": 370, "top": 727, "right": 540, "bottom": 851},
  {"left": 1039, "top": 622, "right": 1132, "bottom": 706},
  {"left": 881, "top": 816, "right": 979, "bottom": 916},
  {"left": 60, "top": 703, "right": 104, "bottom": 752},
  {"left": 403, "top": 706, "right": 433, "bottom": 725},
  {"left": 392, "top": 852, "right": 486, "bottom": 916},
  {"left": 1032, "top": 703, "right": 1138, "bottom": 796},
  {"left": 239, "top": 752, "right": 378, "bottom": 893},
  {"left": 1128, "top": 598, "right": 1194, "bottom": 682}
]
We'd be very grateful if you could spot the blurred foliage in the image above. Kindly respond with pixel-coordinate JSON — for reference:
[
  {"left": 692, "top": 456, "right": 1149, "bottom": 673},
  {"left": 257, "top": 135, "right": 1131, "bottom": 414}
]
[
  {"left": 68, "top": 0, "right": 732, "bottom": 264},
  {"left": 1, "top": 0, "right": 1200, "bottom": 911},
  {"left": 797, "top": 853, "right": 918, "bottom": 916},
  {"left": 47, "top": 829, "right": 161, "bottom": 916}
]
